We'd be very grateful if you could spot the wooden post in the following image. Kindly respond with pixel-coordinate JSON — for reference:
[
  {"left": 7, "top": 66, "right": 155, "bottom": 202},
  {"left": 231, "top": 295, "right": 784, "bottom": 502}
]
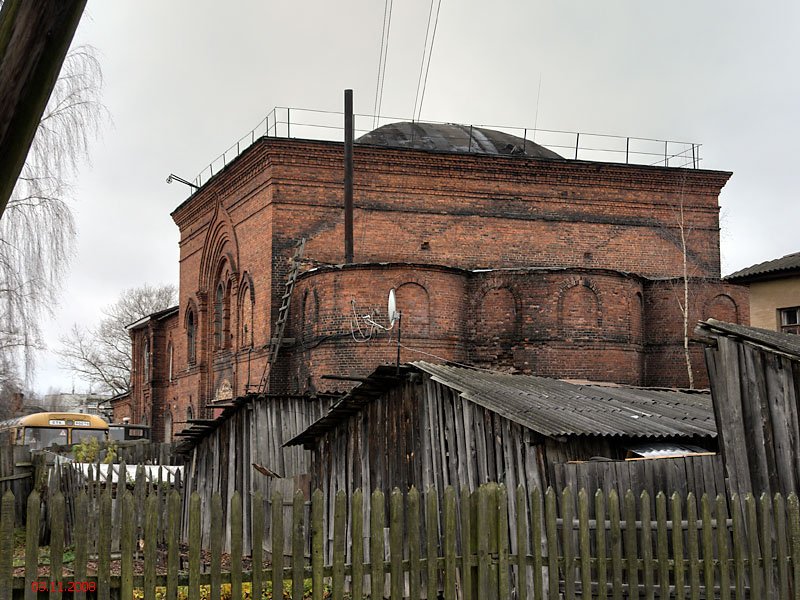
[
  {"left": 231, "top": 490, "right": 244, "bottom": 600},
  {"left": 371, "top": 490, "right": 386, "bottom": 600},
  {"left": 332, "top": 490, "right": 347, "bottom": 600},
  {"left": 23, "top": 490, "right": 39, "bottom": 600},
  {"left": 252, "top": 490, "right": 265, "bottom": 600}
]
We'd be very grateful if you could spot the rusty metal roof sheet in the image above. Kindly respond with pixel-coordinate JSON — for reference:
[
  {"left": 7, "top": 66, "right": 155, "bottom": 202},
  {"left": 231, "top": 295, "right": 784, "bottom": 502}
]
[
  {"left": 725, "top": 251, "right": 800, "bottom": 282},
  {"left": 288, "top": 362, "right": 716, "bottom": 447}
]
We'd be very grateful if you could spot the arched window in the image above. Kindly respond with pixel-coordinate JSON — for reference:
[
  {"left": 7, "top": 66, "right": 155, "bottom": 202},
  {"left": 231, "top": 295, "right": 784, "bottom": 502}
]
[
  {"left": 240, "top": 278, "right": 255, "bottom": 348},
  {"left": 167, "top": 343, "right": 174, "bottom": 382},
  {"left": 186, "top": 404, "right": 193, "bottom": 422},
  {"left": 164, "top": 411, "right": 173, "bottom": 443},
  {"left": 214, "top": 279, "right": 232, "bottom": 349},
  {"left": 214, "top": 282, "right": 224, "bottom": 348},
  {"left": 143, "top": 338, "right": 150, "bottom": 383},
  {"left": 187, "top": 310, "right": 196, "bottom": 365}
]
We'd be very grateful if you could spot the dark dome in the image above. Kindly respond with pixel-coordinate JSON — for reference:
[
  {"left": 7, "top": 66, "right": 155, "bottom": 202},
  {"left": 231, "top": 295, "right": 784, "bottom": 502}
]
[{"left": 356, "top": 121, "right": 562, "bottom": 159}]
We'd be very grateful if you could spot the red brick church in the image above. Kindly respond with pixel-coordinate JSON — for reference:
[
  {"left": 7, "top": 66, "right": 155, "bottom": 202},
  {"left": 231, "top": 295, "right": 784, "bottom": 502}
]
[{"left": 112, "top": 121, "right": 747, "bottom": 441}]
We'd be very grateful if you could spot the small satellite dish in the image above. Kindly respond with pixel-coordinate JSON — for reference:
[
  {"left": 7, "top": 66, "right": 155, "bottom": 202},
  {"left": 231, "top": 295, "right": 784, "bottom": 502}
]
[{"left": 388, "top": 288, "right": 398, "bottom": 325}]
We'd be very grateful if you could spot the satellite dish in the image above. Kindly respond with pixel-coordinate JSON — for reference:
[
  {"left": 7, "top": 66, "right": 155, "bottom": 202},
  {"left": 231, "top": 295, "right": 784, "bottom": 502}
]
[{"left": 388, "top": 288, "right": 398, "bottom": 325}]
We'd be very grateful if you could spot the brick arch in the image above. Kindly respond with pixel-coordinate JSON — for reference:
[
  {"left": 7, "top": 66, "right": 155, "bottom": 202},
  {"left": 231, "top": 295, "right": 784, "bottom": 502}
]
[
  {"left": 302, "top": 289, "right": 320, "bottom": 339},
  {"left": 704, "top": 293, "right": 739, "bottom": 324},
  {"left": 238, "top": 272, "right": 255, "bottom": 347},
  {"left": 395, "top": 282, "right": 431, "bottom": 337},
  {"left": 629, "top": 291, "right": 644, "bottom": 343},
  {"left": 198, "top": 201, "right": 240, "bottom": 291},
  {"left": 557, "top": 277, "right": 603, "bottom": 336},
  {"left": 477, "top": 287, "right": 518, "bottom": 340}
]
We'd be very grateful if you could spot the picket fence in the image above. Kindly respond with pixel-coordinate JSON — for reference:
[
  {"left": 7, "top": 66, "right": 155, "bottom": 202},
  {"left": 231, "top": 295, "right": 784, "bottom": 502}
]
[{"left": 1, "top": 482, "right": 800, "bottom": 599}]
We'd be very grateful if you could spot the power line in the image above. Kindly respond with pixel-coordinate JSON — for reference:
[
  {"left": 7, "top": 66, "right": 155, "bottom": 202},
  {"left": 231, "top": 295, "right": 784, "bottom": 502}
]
[
  {"left": 373, "top": 0, "right": 394, "bottom": 129},
  {"left": 412, "top": 0, "right": 437, "bottom": 122},
  {"left": 415, "top": 0, "right": 442, "bottom": 122}
]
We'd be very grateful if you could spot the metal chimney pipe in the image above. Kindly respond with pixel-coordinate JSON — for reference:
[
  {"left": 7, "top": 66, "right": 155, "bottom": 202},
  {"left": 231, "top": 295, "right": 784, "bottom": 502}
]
[{"left": 344, "top": 89, "right": 354, "bottom": 264}]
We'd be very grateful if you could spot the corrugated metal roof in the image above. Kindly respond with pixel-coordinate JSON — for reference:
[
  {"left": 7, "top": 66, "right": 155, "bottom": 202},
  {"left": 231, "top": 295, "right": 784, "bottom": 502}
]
[
  {"left": 416, "top": 362, "right": 715, "bottom": 439},
  {"left": 288, "top": 362, "right": 716, "bottom": 447},
  {"left": 725, "top": 251, "right": 800, "bottom": 282},
  {"left": 696, "top": 318, "right": 800, "bottom": 358}
]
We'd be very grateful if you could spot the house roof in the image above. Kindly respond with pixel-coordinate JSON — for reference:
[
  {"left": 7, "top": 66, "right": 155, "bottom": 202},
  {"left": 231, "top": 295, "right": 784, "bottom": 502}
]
[
  {"left": 725, "top": 251, "right": 800, "bottom": 282},
  {"left": 696, "top": 318, "right": 800, "bottom": 359},
  {"left": 288, "top": 361, "right": 717, "bottom": 448},
  {"left": 125, "top": 305, "right": 179, "bottom": 330}
]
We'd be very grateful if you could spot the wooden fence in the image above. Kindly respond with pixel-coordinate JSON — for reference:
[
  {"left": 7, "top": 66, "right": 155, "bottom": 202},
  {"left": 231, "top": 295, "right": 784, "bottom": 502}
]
[
  {"left": 2, "top": 482, "right": 800, "bottom": 599},
  {"left": 552, "top": 454, "right": 727, "bottom": 517},
  {"left": 0, "top": 446, "right": 34, "bottom": 527}
]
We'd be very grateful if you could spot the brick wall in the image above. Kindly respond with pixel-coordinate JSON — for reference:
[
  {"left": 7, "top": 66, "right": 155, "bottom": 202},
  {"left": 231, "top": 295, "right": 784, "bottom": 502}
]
[{"left": 126, "top": 136, "right": 744, "bottom": 436}]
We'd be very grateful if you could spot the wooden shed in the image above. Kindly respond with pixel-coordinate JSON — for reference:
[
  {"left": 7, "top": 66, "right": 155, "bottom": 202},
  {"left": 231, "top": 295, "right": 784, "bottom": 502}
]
[
  {"left": 697, "top": 318, "right": 800, "bottom": 497},
  {"left": 288, "top": 361, "right": 723, "bottom": 526},
  {"left": 176, "top": 393, "right": 334, "bottom": 552}
]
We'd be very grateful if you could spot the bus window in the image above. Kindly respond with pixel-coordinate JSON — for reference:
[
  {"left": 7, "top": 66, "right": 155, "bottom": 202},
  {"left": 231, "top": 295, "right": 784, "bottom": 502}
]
[
  {"left": 71, "top": 428, "right": 107, "bottom": 445},
  {"left": 24, "top": 427, "right": 68, "bottom": 450}
]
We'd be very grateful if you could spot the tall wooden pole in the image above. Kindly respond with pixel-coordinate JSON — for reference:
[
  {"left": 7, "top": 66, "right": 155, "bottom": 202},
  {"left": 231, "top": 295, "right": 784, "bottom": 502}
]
[
  {"left": 344, "top": 89, "right": 354, "bottom": 264},
  {"left": 0, "top": 0, "right": 88, "bottom": 220}
]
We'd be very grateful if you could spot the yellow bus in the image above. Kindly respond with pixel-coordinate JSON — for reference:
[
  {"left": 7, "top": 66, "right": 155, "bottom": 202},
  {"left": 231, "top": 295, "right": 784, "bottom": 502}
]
[{"left": 0, "top": 412, "right": 109, "bottom": 449}]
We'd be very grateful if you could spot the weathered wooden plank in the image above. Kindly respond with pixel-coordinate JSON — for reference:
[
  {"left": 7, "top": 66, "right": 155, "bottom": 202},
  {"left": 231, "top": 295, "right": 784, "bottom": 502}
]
[
  {"left": 655, "top": 493, "right": 669, "bottom": 600},
  {"left": 444, "top": 487, "right": 458, "bottom": 600},
  {"left": 545, "top": 488, "right": 559, "bottom": 600},
  {"left": 371, "top": 490, "right": 386, "bottom": 600},
  {"left": 640, "top": 491, "right": 653, "bottom": 600},
  {"left": 351, "top": 489, "right": 364, "bottom": 600},
  {"left": 531, "top": 488, "right": 544, "bottom": 600},
  {"left": 24, "top": 491, "right": 39, "bottom": 600},
  {"left": 787, "top": 494, "right": 800, "bottom": 600},
  {"left": 271, "top": 488, "right": 285, "bottom": 597},
  {"left": 731, "top": 495, "right": 744, "bottom": 600},
  {"left": 745, "top": 494, "right": 763, "bottom": 598},
  {"left": 188, "top": 492, "right": 202, "bottom": 598},
  {"left": 332, "top": 490, "right": 346, "bottom": 600},
  {"left": 624, "top": 490, "right": 639, "bottom": 600},
  {"left": 49, "top": 491, "right": 65, "bottom": 600},
  {"left": 389, "top": 489, "right": 403, "bottom": 600},
  {"left": 427, "top": 488, "right": 439, "bottom": 600},
  {"left": 686, "top": 493, "right": 700, "bottom": 600},
  {"left": 609, "top": 490, "right": 622, "bottom": 600},
  {"left": 462, "top": 485, "right": 476, "bottom": 600},
  {"left": 716, "top": 495, "right": 731, "bottom": 600},
  {"left": 496, "top": 486, "right": 509, "bottom": 600},
  {"left": 73, "top": 491, "right": 88, "bottom": 600},
  {"left": 292, "top": 490, "right": 305, "bottom": 600},
  {"left": 121, "top": 491, "right": 135, "bottom": 600},
  {"left": 699, "top": 494, "right": 714, "bottom": 600},
  {"left": 231, "top": 490, "right": 244, "bottom": 600},
  {"left": 251, "top": 490, "right": 264, "bottom": 599},
  {"left": 595, "top": 490, "right": 607, "bottom": 600},
  {"left": 166, "top": 489, "right": 180, "bottom": 600},
  {"left": 144, "top": 493, "right": 158, "bottom": 600},
  {"left": 97, "top": 488, "right": 112, "bottom": 600},
  {"left": 516, "top": 485, "right": 528, "bottom": 600},
  {"left": 578, "top": 489, "right": 591, "bottom": 600},
  {"left": 562, "top": 487, "right": 575, "bottom": 600},
  {"left": 774, "top": 493, "right": 789, "bottom": 600},
  {"left": 211, "top": 493, "right": 222, "bottom": 600}
]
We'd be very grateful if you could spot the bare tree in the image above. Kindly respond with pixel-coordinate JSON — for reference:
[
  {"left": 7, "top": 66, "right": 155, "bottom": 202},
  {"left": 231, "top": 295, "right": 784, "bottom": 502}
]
[
  {"left": 0, "top": 44, "right": 105, "bottom": 383},
  {"left": 58, "top": 283, "right": 178, "bottom": 395}
]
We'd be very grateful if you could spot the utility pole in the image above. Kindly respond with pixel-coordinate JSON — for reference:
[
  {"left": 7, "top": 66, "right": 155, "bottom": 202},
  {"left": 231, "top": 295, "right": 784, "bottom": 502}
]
[{"left": 344, "top": 89, "right": 354, "bottom": 263}]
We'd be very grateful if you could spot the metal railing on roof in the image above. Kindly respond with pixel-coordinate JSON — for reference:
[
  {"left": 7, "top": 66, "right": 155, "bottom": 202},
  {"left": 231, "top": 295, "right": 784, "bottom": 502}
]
[{"left": 192, "top": 107, "right": 703, "bottom": 188}]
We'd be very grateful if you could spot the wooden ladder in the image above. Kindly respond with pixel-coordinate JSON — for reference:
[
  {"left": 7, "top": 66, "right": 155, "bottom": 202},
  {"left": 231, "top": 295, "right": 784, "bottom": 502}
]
[{"left": 256, "top": 238, "right": 305, "bottom": 394}]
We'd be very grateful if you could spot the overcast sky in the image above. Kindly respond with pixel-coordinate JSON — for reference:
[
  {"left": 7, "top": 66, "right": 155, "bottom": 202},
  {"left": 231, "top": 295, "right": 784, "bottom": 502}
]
[{"left": 31, "top": 0, "right": 800, "bottom": 394}]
